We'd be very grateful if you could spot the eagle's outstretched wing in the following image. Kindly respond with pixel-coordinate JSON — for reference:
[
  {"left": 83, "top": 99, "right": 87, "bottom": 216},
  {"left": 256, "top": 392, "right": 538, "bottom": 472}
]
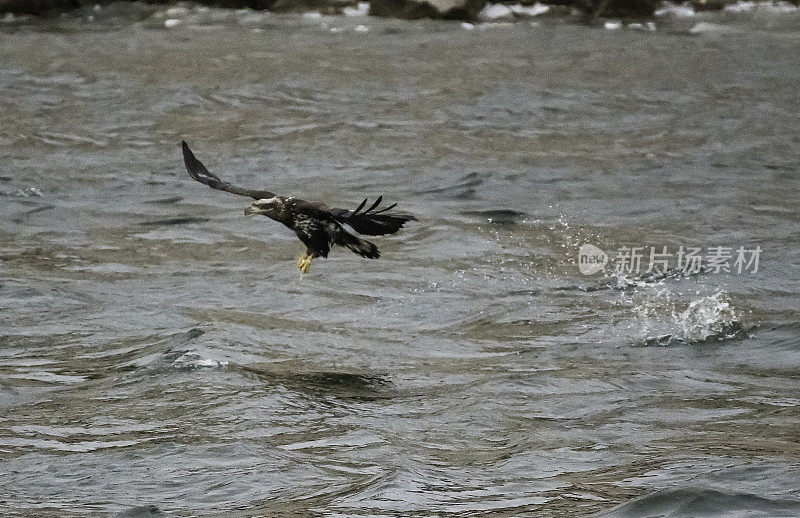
[
  {"left": 182, "top": 141, "right": 276, "bottom": 200},
  {"left": 328, "top": 196, "right": 416, "bottom": 236}
]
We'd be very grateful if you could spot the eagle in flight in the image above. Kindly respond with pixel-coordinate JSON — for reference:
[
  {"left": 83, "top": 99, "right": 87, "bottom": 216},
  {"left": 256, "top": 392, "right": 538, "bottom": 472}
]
[{"left": 181, "top": 141, "right": 415, "bottom": 273}]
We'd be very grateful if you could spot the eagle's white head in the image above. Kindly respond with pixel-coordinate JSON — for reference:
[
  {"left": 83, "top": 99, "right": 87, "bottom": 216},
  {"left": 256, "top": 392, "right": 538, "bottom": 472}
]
[{"left": 244, "top": 196, "right": 284, "bottom": 219}]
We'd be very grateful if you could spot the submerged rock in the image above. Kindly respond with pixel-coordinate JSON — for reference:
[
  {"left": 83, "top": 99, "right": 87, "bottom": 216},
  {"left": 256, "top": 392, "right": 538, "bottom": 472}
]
[
  {"left": 2, "top": 0, "right": 797, "bottom": 16},
  {"left": 0, "top": 0, "right": 77, "bottom": 15},
  {"left": 270, "top": 0, "right": 358, "bottom": 13},
  {"left": 370, "top": 0, "right": 487, "bottom": 20},
  {"left": 0, "top": 0, "right": 356, "bottom": 14},
  {"left": 0, "top": 0, "right": 478, "bottom": 16},
  {"left": 576, "top": 0, "right": 660, "bottom": 19}
]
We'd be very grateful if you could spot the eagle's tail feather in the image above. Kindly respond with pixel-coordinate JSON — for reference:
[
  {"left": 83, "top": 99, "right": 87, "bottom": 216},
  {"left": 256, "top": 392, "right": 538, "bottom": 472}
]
[
  {"left": 347, "top": 213, "right": 415, "bottom": 236},
  {"left": 329, "top": 197, "right": 416, "bottom": 236},
  {"left": 337, "top": 231, "right": 380, "bottom": 259}
]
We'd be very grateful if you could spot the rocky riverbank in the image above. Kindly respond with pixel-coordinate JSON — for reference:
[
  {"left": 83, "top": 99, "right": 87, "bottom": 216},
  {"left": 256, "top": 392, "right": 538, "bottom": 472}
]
[{"left": 1, "top": 0, "right": 797, "bottom": 24}]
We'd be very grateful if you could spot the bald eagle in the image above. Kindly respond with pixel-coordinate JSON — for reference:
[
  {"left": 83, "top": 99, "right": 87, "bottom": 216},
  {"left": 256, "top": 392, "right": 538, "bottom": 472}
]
[{"left": 181, "top": 141, "right": 415, "bottom": 273}]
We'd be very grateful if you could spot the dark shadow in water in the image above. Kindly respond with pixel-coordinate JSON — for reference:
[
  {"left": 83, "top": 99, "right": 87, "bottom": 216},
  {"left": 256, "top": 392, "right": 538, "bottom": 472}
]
[
  {"left": 416, "top": 171, "right": 484, "bottom": 200},
  {"left": 148, "top": 195, "right": 183, "bottom": 205},
  {"left": 114, "top": 327, "right": 392, "bottom": 402},
  {"left": 115, "top": 505, "right": 163, "bottom": 518},
  {"left": 638, "top": 322, "right": 750, "bottom": 348},
  {"left": 598, "top": 488, "right": 800, "bottom": 518},
  {"left": 556, "top": 266, "right": 715, "bottom": 293},
  {"left": 138, "top": 216, "right": 210, "bottom": 227},
  {"left": 461, "top": 209, "right": 528, "bottom": 227},
  {"left": 240, "top": 365, "right": 392, "bottom": 401}
]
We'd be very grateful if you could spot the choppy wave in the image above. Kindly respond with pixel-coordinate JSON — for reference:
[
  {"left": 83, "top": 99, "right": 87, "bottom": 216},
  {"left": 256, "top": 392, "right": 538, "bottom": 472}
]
[
  {"left": 656, "top": 0, "right": 800, "bottom": 33},
  {"left": 115, "top": 505, "right": 164, "bottom": 518},
  {"left": 3, "top": 5, "right": 800, "bottom": 516},
  {"left": 592, "top": 266, "right": 715, "bottom": 292},
  {"left": 600, "top": 487, "right": 800, "bottom": 517}
]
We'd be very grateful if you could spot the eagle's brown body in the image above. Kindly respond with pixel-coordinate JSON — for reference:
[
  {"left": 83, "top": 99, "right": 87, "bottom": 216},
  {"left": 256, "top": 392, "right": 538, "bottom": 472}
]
[
  {"left": 181, "top": 141, "right": 415, "bottom": 273},
  {"left": 245, "top": 195, "right": 381, "bottom": 261}
]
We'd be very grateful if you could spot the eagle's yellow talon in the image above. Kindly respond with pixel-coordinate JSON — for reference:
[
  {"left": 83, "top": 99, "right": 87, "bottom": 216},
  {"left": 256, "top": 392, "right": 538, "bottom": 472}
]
[{"left": 300, "top": 256, "right": 312, "bottom": 274}]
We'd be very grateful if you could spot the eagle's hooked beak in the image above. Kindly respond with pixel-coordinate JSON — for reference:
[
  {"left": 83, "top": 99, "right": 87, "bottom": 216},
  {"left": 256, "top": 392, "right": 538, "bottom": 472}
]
[{"left": 245, "top": 204, "right": 268, "bottom": 216}]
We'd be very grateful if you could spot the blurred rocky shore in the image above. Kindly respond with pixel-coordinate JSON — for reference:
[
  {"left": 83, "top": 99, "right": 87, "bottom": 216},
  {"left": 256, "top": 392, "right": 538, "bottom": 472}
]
[{"left": 1, "top": 0, "right": 796, "bottom": 24}]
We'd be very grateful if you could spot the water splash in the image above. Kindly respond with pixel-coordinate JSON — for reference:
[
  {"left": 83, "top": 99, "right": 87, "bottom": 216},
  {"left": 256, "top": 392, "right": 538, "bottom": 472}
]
[
  {"left": 675, "top": 291, "right": 739, "bottom": 343},
  {"left": 631, "top": 291, "right": 745, "bottom": 346},
  {"left": 1, "top": 186, "right": 43, "bottom": 197},
  {"left": 172, "top": 351, "right": 229, "bottom": 370}
]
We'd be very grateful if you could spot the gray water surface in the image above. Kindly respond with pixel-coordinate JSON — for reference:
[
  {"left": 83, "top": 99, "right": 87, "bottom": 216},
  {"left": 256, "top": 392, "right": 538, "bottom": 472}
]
[{"left": 1, "top": 3, "right": 800, "bottom": 516}]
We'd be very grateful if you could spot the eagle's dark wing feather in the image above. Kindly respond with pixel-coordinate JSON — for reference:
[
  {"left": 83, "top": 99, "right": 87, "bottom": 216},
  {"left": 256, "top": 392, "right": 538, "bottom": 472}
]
[
  {"left": 328, "top": 196, "right": 416, "bottom": 236},
  {"left": 182, "top": 141, "right": 276, "bottom": 200}
]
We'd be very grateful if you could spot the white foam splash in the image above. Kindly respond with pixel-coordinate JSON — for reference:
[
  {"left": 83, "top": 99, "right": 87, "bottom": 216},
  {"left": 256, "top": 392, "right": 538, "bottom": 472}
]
[
  {"left": 510, "top": 3, "right": 549, "bottom": 17},
  {"left": 628, "top": 289, "right": 741, "bottom": 345},
  {"left": 689, "top": 20, "right": 750, "bottom": 34},
  {"left": 765, "top": 1, "right": 800, "bottom": 12},
  {"left": 173, "top": 352, "right": 228, "bottom": 369},
  {"left": 165, "top": 6, "right": 189, "bottom": 17},
  {"left": 657, "top": 0, "right": 798, "bottom": 16},
  {"left": 724, "top": 0, "right": 798, "bottom": 11},
  {"left": 478, "top": 3, "right": 549, "bottom": 21},
  {"left": 725, "top": 0, "right": 758, "bottom": 11},
  {"left": 655, "top": 3, "right": 696, "bottom": 17},
  {"left": 10, "top": 186, "right": 43, "bottom": 197},
  {"left": 478, "top": 3, "right": 514, "bottom": 21},
  {"left": 343, "top": 2, "right": 370, "bottom": 16},
  {"left": 239, "top": 12, "right": 269, "bottom": 24},
  {"left": 674, "top": 291, "right": 738, "bottom": 342},
  {"left": 628, "top": 21, "right": 657, "bottom": 31}
]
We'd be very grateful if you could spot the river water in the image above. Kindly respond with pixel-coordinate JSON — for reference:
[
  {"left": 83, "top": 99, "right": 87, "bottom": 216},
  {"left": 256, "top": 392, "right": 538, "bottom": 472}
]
[{"left": 1, "top": 3, "right": 800, "bottom": 516}]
